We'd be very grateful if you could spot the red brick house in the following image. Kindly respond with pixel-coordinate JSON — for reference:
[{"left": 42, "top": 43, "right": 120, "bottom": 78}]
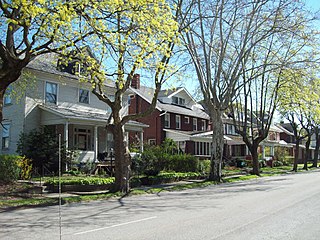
[{"left": 128, "top": 74, "right": 213, "bottom": 158}]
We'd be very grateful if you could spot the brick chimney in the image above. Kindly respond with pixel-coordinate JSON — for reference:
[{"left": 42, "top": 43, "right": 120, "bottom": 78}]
[{"left": 131, "top": 74, "right": 140, "bottom": 89}]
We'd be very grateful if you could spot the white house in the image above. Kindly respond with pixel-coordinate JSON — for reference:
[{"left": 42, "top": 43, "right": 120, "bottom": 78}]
[{"left": 1, "top": 53, "right": 147, "bottom": 162}]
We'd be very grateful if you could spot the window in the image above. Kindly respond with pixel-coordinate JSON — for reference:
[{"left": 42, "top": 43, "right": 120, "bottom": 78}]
[
  {"left": 176, "top": 115, "right": 181, "bottom": 129},
  {"left": 79, "top": 89, "right": 89, "bottom": 104},
  {"left": 172, "top": 96, "right": 185, "bottom": 106},
  {"left": 148, "top": 139, "right": 156, "bottom": 145},
  {"left": 164, "top": 113, "right": 170, "bottom": 128},
  {"left": 172, "top": 96, "right": 178, "bottom": 104},
  {"left": 45, "top": 82, "right": 57, "bottom": 104},
  {"left": 185, "top": 116, "right": 189, "bottom": 124},
  {"left": 4, "top": 86, "right": 12, "bottom": 105},
  {"left": 193, "top": 118, "right": 197, "bottom": 131},
  {"left": 201, "top": 120, "right": 206, "bottom": 131},
  {"left": 2, "top": 124, "right": 10, "bottom": 149},
  {"left": 226, "top": 124, "right": 236, "bottom": 135}
]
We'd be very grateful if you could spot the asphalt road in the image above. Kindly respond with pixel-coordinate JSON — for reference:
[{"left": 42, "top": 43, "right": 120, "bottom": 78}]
[{"left": 1, "top": 171, "right": 320, "bottom": 240}]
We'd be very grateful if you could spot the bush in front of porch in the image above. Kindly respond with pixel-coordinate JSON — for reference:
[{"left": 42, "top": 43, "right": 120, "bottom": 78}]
[
  {"left": 17, "top": 127, "right": 77, "bottom": 174},
  {"left": 132, "top": 145, "right": 201, "bottom": 176}
]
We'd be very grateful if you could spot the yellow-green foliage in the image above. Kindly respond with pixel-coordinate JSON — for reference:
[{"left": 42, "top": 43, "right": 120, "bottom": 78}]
[
  {"left": 17, "top": 156, "right": 33, "bottom": 180},
  {"left": 0, "top": 155, "right": 21, "bottom": 182}
]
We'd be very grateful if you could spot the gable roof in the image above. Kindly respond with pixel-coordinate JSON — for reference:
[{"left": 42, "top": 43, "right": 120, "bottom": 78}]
[
  {"left": 26, "top": 53, "right": 116, "bottom": 88},
  {"left": 131, "top": 86, "right": 210, "bottom": 119},
  {"left": 276, "top": 123, "right": 295, "bottom": 136}
]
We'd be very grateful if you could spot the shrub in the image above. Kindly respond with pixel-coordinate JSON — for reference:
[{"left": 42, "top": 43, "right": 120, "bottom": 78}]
[
  {"left": 274, "top": 147, "right": 290, "bottom": 162},
  {"left": 45, "top": 177, "right": 115, "bottom": 186},
  {"left": 199, "top": 160, "right": 211, "bottom": 174},
  {"left": 17, "top": 156, "right": 33, "bottom": 180},
  {"left": 273, "top": 160, "right": 284, "bottom": 167},
  {"left": 283, "top": 156, "right": 294, "bottom": 166},
  {"left": 0, "top": 155, "right": 21, "bottom": 182},
  {"left": 167, "top": 154, "right": 199, "bottom": 172},
  {"left": 17, "top": 127, "right": 77, "bottom": 173}
]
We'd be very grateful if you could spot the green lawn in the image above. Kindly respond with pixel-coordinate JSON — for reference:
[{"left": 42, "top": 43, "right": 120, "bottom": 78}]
[{"left": 1, "top": 164, "right": 319, "bottom": 209}]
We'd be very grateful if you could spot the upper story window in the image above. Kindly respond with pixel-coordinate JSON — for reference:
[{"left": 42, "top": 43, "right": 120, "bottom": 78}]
[
  {"left": 164, "top": 113, "right": 170, "bottom": 128},
  {"left": 2, "top": 123, "right": 10, "bottom": 149},
  {"left": 193, "top": 118, "right": 197, "bottom": 131},
  {"left": 185, "top": 116, "right": 190, "bottom": 124},
  {"left": 172, "top": 96, "right": 185, "bottom": 106},
  {"left": 4, "top": 86, "right": 12, "bottom": 105},
  {"left": 45, "top": 82, "right": 58, "bottom": 104},
  {"left": 79, "top": 89, "right": 89, "bottom": 104},
  {"left": 225, "top": 124, "right": 236, "bottom": 135},
  {"left": 176, "top": 115, "right": 181, "bottom": 129},
  {"left": 201, "top": 120, "right": 206, "bottom": 131}
]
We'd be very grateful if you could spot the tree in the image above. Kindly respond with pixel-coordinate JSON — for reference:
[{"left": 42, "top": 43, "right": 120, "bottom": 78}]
[
  {"left": 229, "top": 1, "right": 319, "bottom": 175},
  {"left": 278, "top": 71, "right": 320, "bottom": 171},
  {"left": 181, "top": 0, "right": 318, "bottom": 180},
  {"left": 73, "top": 0, "right": 181, "bottom": 193},
  {"left": 0, "top": 0, "right": 102, "bottom": 122}
]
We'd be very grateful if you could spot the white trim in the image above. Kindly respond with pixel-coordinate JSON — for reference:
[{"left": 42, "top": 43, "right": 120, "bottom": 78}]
[
  {"left": 176, "top": 115, "right": 181, "bottom": 129},
  {"left": 193, "top": 118, "right": 197, "bottom": 131},
  {"left": 167, "top": 87, "right": 198, "bottom": 105},
  {"left": 185, "top": 116, "right": 190, "bottom": 124},
  {"left": 164, "top": 113, "right": 170, "bottom": 128}
]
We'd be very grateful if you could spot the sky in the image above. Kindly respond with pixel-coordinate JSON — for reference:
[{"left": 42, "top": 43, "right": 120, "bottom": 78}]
[{"left": 169, "top": 0, "right": 320, "bottom": 98}]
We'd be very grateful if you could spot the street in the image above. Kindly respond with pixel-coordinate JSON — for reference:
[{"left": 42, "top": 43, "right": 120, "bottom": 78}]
[{"left": 1, "top": 171, "right": 320, "bottom": 240}]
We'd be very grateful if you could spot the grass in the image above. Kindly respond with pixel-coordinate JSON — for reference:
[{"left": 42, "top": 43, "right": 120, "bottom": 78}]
[
  {"left": 1, "top": 164, "right": 319, "bottom": 210},
  {"left": 0, "top": 197, "right": 58, "bottom": 209},
  {"left": 223, "top": 175, "right": 259, "bottom": 183}
]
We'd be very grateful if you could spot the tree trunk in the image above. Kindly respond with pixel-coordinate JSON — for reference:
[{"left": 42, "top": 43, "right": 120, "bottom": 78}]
[
  {"left": 250, "top": 143, "right": 260, "bottom": 176},
  {"left": 303, "top": 136, "right": 311, "bottom": 170},
  {"left": 209, "top": 108, "right": 224, "bottom": 182},
  {"left": 112, "top": 123, "right": 131, "bottom": 193},
  {"left": 293, "top": 140, "right": 299, "bottom": 172},
  {"left": 0, "top": 63, "right": 26, "bottom": 122},
  {"left": 312, "top": 130, "right": 319, "bottom": 168}
]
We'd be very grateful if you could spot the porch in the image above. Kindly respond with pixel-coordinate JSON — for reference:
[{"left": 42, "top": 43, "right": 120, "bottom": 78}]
[{"left": 39, "top": 105, "right": 148, "bottom": 163}]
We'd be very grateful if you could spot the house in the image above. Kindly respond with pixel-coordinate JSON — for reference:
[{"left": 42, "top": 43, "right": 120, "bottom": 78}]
[
  {"left": 129, "top": 76, "right": 213, "bottom": 158},
  {"left": 276, "top": 123, "right": 315, "bottom": 163},
  {"left": 0, "top": 53, "right": 148, "bottom": 163}
]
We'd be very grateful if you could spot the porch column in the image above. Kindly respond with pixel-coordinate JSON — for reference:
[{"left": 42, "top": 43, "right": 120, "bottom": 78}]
[
  {"left": 64, "top": 121, "right": 69, "bottom": 148},
  {"left": 94, "top": 126, "right": 98, "bottom": 162},
  {"left": 262, "top": 144, "right": 265, "bottom": 159},
  {"left": 64, "top": 121, "right": 69, "bottom": 171},
  {"left": 270, "top": 146, "right": 274, "bottom": 156},
  {"left": 140, "top": 131, "right": 144, "bottom": 152}
]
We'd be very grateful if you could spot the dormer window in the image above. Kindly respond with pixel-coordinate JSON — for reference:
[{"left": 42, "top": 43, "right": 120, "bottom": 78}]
[{"left": 172, "top": 96, "right": 185, "bottom": 106}]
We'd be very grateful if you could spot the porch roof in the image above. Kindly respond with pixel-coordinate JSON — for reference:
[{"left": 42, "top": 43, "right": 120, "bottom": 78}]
[
  {"left": 262, "top": 139, "right": 290, "bottom": 147},
  {"left": 38, "top": 104, "right": 149, "bottom": 130},
  {"left": 163, "top": 129, "right": 243, "bottom": 145}
]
